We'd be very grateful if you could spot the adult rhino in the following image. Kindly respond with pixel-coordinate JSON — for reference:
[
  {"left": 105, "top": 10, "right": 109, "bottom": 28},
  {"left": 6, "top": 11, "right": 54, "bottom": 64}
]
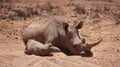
[{"left": 23, "top": 17, "right": 101, "bottom": 55}]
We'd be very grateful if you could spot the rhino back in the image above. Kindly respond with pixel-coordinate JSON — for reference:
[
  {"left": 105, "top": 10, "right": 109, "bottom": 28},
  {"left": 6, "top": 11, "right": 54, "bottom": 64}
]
[{"left": 23, "top": 17, "right": 65, "bottom": 45}]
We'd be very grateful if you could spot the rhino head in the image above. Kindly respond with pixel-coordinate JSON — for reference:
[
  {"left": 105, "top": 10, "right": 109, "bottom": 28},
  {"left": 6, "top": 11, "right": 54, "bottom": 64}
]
[{"left": 62, "top": 21, "right": 102, "bottom": 55}]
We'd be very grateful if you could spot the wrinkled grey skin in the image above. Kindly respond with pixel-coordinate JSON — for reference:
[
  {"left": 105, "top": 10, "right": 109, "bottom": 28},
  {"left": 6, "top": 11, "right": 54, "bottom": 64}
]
[
  {"left": 25, "top": 39, "right": 60, "bottom": 56},
  {"left": 23, "top": 17, "right": 102, "bottom": 55}
]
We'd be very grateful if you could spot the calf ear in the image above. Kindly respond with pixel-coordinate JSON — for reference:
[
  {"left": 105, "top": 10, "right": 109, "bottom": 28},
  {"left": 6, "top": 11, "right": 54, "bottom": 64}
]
[
  {"left": 75, "top": 21, "right": 84, "bottom": 29},
  {"left": 63, "top": 22, "right": 69, "bottom": 30}
]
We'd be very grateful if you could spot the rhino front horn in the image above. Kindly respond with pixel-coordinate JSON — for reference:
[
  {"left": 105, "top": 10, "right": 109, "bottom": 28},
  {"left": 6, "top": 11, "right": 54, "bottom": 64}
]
[{"left": 85, "top": 38, "right": 102, "bottom": 50}]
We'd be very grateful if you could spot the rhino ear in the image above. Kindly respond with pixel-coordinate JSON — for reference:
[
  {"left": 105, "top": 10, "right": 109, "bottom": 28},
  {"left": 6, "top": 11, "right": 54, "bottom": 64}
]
[
  {"left": 63, "top": 22, "right": 69, "bottom": 30},
  {"left": 75, "top": 21, "right": 84, "bottom": 29}
]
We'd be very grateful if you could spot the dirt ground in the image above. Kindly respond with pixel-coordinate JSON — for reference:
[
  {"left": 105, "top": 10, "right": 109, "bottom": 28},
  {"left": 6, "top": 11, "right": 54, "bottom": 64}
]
[{"left": 0, "top": 0, "right": 120, "bottom": 67}]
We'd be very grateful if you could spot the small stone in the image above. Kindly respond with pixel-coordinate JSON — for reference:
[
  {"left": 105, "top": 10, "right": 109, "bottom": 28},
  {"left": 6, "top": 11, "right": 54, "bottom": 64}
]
[
  {"left": 117, "top": 49, "right": 120, "bottom": 52},
  {"left": 6, "top": 35, "right": 10, "bottom": 38},
  {"left": 15, "top": 37, "right": 18, "bottom": 39}
]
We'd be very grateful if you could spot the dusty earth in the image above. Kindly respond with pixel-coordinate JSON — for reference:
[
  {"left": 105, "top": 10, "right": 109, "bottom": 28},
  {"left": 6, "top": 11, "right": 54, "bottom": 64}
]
[{"left": 0, "top": 0, "right": 120, "bottom": 67}]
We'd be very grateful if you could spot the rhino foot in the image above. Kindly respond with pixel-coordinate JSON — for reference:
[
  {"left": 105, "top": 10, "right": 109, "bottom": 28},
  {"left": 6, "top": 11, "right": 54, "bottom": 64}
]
[
  {"left": 49, "top": 46, "right": 61, "bottom": 52},
  {"left": 24, "top": 50, "right": 32, "bottom": 55}
]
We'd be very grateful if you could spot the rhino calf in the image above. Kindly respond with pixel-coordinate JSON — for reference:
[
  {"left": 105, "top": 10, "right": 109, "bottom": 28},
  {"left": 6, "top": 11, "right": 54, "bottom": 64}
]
[{"left": 25, "top": 39, "right": 61, "bottom": 56}]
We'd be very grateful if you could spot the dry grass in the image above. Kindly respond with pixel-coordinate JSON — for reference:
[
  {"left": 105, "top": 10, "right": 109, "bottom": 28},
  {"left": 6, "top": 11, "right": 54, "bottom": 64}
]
[
  {"left": 74, "top": 5, "right": 85, "bottom": 15},
  {"left": 0, "top": 1, "right": 62, "bottom": 20},
  {"left": 0, "top": 20, "right": 13, "bottom": 31},
  {"left": 114, "top": 14, "right": 120, "bottom": 25}
]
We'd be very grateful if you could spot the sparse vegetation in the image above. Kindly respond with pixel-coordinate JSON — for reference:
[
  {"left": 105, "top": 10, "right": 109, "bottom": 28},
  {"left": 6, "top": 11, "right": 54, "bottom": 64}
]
[
  {"left": 114, "top": 14, "right": 120, "bottom": 25},
  {"left": 86, "top": 0, "right": 113, "bottom": 2},
  {"left": 0, "top": 1, "right": 62, "bottom": 20},
  {"left": 74, "top": 5, "right": 85, "bottom": 14}
]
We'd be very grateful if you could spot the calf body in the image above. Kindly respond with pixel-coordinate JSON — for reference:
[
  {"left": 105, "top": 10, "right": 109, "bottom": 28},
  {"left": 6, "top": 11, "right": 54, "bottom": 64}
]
[{"left": 25, "top": 39, "right": 60, "bottom": 56}]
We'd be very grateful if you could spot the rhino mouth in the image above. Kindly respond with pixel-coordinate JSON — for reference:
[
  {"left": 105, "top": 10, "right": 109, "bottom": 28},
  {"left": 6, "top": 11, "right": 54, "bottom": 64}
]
[
  {"left": 73, "top": 38, "right": 102, "bottom": 56},
  {"left": 80, "top": 50, "right": 93, "bottom": 57}
]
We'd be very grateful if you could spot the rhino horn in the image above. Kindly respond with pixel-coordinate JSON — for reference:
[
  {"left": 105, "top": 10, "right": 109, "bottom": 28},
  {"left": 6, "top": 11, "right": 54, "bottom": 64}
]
[{"left": 85, "top": 38, "right": 102, "bottom": 50}]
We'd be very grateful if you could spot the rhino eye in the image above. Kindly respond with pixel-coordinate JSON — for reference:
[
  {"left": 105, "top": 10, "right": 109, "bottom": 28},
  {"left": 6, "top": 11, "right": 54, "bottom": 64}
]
[{"left": 73, "top": 45, "right": 80, "bottom": 48}]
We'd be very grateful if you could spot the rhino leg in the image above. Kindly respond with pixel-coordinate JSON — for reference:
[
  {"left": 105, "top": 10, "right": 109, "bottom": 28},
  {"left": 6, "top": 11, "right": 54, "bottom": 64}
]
[
  {"left": 24, "top": 47, "right": 32, "bottom": 55},
  {"left": 49, "top": 46, "right": 61, "bottom": 52}
]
